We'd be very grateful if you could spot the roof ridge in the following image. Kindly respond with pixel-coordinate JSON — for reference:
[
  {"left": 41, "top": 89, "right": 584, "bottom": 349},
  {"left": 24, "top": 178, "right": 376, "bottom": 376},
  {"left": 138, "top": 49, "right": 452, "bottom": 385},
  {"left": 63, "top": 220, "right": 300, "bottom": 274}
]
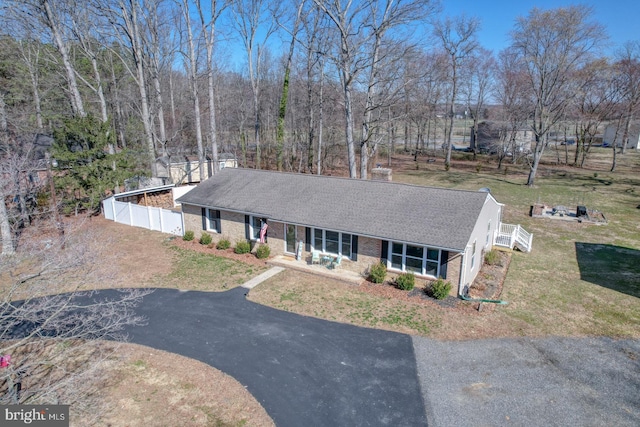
[{"left": 226, "top": 168, "right": 487, "bottom": 195}]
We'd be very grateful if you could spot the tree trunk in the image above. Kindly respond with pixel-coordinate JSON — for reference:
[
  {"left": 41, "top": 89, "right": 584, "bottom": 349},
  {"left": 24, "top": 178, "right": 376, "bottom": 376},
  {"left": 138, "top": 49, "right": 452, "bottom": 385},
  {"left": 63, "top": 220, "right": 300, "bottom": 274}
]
[
  {"left": 181, "top": 0, "right": 206, "bottom": 180},
  {"left": 527, "top": 137, "right": 545, "bottom": 187},
  {"left": 316, "top": 57, "right": 325, "bottom": 176},
  {"left": 43, "top": 0, "right": 86, "bottom": 118},
  {"left": 0, "top": 195, "right": 14, "bottom": 256},
  {"left": 0, "top": 92, "right": 7, "bottom": 132}
]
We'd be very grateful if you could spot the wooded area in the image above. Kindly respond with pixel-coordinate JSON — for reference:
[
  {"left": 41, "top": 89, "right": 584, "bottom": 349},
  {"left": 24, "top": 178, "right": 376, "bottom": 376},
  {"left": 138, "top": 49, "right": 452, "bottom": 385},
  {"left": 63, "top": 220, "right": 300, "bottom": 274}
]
[{"left": 1, "top": 1, "right": 639, "bottom": 251}]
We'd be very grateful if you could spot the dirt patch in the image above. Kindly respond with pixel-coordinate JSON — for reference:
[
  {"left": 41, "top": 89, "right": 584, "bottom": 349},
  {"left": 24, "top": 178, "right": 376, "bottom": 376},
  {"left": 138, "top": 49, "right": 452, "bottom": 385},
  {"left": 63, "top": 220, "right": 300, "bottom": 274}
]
[{"left": 99, "top": 343, "right": 274, "bottom": 427}]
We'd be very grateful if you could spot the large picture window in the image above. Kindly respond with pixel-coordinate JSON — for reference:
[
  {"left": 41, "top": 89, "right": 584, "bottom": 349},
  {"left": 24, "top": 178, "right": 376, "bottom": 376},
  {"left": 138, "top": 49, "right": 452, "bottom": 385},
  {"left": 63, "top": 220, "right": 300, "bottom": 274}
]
[
  {"left": 388, "top": 242, "right": 441, "bottom": 277},
  {"left": 313, "top": 228, "right": 352, "bottom": 258}
]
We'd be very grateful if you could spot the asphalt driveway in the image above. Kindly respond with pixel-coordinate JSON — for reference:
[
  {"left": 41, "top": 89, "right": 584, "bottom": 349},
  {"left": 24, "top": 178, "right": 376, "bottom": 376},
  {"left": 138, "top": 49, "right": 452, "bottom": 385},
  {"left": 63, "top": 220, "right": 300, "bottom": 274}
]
[
  {"left": 123, "top": 287, "right": 426, "bottom": 426},
  {"left": 414, "top": 336, "right": 640, "bottom": 426},
  {"left": 119, "top": 287, "right": 640, "bottom": 426}
]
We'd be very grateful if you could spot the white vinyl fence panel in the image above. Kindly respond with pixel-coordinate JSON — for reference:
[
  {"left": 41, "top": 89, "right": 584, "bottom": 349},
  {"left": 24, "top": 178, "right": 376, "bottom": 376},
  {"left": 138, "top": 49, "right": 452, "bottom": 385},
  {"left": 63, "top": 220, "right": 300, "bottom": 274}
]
[{"left": 102, "top": 197, "right": 183, "bottom": 236}]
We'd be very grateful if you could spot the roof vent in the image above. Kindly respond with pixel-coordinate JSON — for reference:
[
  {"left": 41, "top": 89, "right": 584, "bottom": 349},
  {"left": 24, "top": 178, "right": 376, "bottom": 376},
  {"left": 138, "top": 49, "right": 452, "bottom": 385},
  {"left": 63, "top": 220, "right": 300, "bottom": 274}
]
[{"left": 478, "top": 187, "right": 491, "bottom": 193}]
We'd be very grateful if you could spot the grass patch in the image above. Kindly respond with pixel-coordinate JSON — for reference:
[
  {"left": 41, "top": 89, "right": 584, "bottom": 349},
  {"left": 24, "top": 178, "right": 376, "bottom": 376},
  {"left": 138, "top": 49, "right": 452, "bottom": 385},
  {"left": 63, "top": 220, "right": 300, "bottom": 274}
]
[
  {"left": 249, "top": 270, "right": 438, "bottom": 336},
  {"left": 153, "top": 246, "right": 267, "bottom": 291}
]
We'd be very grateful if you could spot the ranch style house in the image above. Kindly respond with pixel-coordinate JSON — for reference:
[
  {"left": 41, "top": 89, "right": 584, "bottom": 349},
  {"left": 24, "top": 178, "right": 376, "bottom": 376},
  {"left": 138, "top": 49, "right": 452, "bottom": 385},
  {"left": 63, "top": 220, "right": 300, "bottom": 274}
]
[{"left": 176, "top": 168, "right": 530, "bottom": 295}]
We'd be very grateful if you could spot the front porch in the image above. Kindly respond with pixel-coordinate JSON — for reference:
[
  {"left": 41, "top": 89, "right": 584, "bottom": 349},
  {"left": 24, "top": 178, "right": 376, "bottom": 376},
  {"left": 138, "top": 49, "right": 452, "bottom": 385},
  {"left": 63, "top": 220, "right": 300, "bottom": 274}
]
[{"left": 267, "top": 255, "right": 365, "bottom": 285}]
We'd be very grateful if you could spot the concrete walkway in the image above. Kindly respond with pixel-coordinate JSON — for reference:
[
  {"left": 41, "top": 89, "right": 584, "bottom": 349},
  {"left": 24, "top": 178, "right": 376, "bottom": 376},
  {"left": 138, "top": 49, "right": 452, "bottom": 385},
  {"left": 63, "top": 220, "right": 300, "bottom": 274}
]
[{"left": 241, "top": 266, "right": 285, "bottom": 289}]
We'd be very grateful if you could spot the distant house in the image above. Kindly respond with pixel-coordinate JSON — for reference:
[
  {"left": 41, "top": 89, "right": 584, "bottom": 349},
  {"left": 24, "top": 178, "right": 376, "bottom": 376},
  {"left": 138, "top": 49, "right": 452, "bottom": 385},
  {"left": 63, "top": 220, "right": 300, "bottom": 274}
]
[
  {"left": 470, "top": 121, "right": 533, "bottom": 154},
  {"left": 603, "top": 123, "right": 640, "bottom": 149},
  {"left": 156, "top": 153, "right": 238, "bottom": 184},
  {"left": 177, "top": 168, "right": 532, "bottom": 296}
]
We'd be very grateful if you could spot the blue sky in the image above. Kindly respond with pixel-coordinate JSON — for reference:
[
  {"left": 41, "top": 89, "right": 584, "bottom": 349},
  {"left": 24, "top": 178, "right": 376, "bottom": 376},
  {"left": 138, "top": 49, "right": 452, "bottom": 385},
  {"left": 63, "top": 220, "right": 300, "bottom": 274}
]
[{"left": 441, "top": 0, "right": 640, "bottom": 54}]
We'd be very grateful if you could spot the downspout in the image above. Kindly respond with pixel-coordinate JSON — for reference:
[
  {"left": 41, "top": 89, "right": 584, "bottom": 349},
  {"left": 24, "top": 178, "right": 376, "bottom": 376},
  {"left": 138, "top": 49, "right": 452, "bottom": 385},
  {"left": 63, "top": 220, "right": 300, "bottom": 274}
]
[
  {"left": 459, "top": 243, "right": 508, "bottom": 305},
  {"left": 458, "top": 246, "right": 468, "bottom": 296},
  {"left": 460, "top": 294, "right": 508, "bottom": 305}
]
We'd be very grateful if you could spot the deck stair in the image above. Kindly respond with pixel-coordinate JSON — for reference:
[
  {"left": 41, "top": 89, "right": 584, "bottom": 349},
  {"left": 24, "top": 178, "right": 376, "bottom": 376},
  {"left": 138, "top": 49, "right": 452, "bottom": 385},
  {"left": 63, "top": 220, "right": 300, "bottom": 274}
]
[{"left": 495, "top": 223, "right": 533, "bottom": 252}]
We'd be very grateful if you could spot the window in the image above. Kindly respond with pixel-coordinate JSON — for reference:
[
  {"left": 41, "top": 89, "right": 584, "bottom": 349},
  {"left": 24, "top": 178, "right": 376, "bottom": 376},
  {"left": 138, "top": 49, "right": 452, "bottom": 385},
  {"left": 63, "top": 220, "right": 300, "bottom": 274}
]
[
  {"left": 426, "top": 249, "right": 439, "bottom": 276},
  {"left": 391, "top": 243, "right": 403, "bottom": 270},
  {"left": 405, "top": 245, "right": 423, "bottom": 274},
  {"left": 486, "top": 220, "right": 491, "bottom": 247},
  {"left": 251, "top": 216, "right": 267, "bottom": 241},
  {"left": 205, "top": 209, "right": 220, "bottom": 233},
  {"left": 313, "top": 228, "right": 352, "bottom": 258},
  {"left": 325, "top": 230, "right": 340, "bottom": 254},
  {"left": 388, "top": 242, "right": 441, "bottom": 277},
  {"left": 471, "top": 240, "right": 477, "bottom": 269}
]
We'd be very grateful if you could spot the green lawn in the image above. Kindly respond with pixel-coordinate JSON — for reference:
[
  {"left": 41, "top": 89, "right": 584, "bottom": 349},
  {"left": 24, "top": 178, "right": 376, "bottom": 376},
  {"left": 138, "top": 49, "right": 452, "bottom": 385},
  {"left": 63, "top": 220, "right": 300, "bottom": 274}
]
[{"left": 151, "top": 245, "right": 268, "bottom": 291}]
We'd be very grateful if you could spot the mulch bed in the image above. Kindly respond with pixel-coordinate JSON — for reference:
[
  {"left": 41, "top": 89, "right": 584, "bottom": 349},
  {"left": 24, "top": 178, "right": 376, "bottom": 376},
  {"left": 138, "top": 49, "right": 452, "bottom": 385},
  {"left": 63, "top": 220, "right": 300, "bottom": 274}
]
[{"left": 357, "top": 250, "right": 512, "bottom": 312}]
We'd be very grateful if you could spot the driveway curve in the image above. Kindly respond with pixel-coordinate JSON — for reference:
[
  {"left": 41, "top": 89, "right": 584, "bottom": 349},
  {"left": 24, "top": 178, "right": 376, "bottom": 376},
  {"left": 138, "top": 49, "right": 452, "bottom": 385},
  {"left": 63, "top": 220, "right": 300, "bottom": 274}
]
[{"left": 122, "top": 287, "right": 426, "bottom": 426}]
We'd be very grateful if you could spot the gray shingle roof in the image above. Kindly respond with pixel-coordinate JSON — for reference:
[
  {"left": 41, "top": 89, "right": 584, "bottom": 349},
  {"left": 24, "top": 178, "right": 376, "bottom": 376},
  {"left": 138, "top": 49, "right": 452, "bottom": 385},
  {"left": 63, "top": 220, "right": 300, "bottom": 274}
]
[{"left": 176, "top": 168, "right": 492, "bottom": 251}]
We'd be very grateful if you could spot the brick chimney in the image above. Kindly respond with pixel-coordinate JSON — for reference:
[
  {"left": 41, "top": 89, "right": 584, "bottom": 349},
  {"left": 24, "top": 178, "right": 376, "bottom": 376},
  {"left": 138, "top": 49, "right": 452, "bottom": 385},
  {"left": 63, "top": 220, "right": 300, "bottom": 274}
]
[{"left": 371, "top": 167, "right": 392, "bottom": 182}]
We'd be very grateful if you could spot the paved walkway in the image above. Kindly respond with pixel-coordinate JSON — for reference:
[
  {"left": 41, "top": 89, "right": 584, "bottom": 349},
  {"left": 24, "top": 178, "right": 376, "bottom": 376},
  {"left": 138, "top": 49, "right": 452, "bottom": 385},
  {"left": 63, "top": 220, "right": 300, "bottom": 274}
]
[{"left": 241, "top": 266, "right": 285, "bottom": 289}]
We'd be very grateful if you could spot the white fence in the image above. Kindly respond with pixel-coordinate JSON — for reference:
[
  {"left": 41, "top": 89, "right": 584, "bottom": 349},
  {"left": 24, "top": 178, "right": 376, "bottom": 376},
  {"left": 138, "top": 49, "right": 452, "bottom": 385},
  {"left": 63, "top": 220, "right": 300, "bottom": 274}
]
[{"left": 102, "top": 196, "right": 183, "bottom": 236}]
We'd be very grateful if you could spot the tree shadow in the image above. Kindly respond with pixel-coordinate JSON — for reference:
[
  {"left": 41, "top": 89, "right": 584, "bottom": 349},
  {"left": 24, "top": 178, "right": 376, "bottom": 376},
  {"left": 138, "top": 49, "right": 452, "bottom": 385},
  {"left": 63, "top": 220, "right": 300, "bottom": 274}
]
[{"left": 575, "top": 243, "right": 640, "bottom": 298}]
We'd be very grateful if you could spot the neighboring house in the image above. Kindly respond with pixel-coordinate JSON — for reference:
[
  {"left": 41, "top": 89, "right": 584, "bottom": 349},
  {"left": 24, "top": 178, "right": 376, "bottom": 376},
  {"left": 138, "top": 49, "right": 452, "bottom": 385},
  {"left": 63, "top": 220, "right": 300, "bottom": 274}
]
[
  {"left": 470, "top": 121, "right": 533, "bottom": 154},
  {"left": 177, "top": 168, "right": 526, "bottom": 296},
  {"left": 603, "top": 122, "right": 640, "bottom": 149},
  {"left": 156, "top": 153, "right": 238, "bottom": 184}
]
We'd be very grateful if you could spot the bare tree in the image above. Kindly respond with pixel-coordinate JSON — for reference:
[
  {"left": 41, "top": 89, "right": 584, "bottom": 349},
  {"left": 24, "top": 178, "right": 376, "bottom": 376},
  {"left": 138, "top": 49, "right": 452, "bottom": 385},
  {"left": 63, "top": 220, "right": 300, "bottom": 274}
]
[
  {"left": 462, "top": 47, "right": 495, "bottom": 160},
  {"left": 571, "top": 59, "right": 618, "bottom": 168},
  {"left": 4, "top": 0, "right": 86, "bottom": 118},
  {"left": 509, "top": 5, "right": 606, "bottom": 187},
  {"left": 0, "top": 221, "right": 149, "bottom": 420},
  {"left": 179, "top": 0, "right": 207, "bottom": 180},
  {"left": 433, "top": 14, "right": 480, "bottom": 170},
  {"left": 105, "top": 0, "right": 159, "bottom": 177},
  {"left": 195, "top": 0, "right": 226, "bottom": 175},
  {"left": 493, "top": 47, "right": 531, "bottom": 170},
  {"left": 612, "top": 41, "right": 640, "bottom": 156},
  {"left": 230, "top": 0, "right": 277, "bottom": 169},
  {"left": 274, "top": 0, "right": 305, "bottom": 171}
]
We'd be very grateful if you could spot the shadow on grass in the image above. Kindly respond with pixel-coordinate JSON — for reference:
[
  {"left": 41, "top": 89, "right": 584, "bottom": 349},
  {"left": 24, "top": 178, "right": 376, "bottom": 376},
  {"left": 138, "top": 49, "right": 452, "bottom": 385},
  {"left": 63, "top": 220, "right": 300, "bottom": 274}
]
[{"left": 575, "top": 243, "right": 640, "bottom": 298}]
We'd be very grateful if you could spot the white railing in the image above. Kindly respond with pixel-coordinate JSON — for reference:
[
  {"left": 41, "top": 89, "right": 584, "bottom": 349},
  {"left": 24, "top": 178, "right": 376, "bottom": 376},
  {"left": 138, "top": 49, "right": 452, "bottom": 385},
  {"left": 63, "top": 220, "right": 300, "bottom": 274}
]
[
  {"left": 102, "top": 196, "right": 183, "bottom": 236},
  {"left": 495, "top": 223, "right": 532, "bottom": 252}
]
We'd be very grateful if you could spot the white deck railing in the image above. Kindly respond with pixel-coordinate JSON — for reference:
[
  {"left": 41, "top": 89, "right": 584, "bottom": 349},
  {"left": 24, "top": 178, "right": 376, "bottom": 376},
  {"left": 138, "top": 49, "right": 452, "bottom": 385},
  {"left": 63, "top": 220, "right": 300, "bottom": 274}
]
[{"left": 495, "top": 223, "right": 533, "bottom": 252}]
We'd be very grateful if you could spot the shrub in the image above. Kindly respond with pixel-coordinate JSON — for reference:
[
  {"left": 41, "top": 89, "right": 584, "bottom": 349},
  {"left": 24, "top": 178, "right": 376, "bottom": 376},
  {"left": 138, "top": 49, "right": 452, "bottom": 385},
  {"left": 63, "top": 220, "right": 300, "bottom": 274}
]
[
  {"left": 235, "top": 240, "right": 251, "bottom": 254},
  {"left": 216, "top": 238, "right": 231, "bottom": 250},
  {"left": 255, "top": 244, "right": 271, "bottom": 259},
  {"left": 428, "top": 278, "right": 452, "bottom": 300},
  {"left": 199, "top": 232, "right": 212, "bottom": 245},
  {"left": 183, "top": 230, "right": 195, "bottom": 241},
  {"left": 368, "top": 262, "right": 387, "bottom": 284},
  {"left": 395, "top": 272, "right": 415, "bottom": 291},
  {"left": 484, "top": 249, "right": 500, "bottom": 266}
]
